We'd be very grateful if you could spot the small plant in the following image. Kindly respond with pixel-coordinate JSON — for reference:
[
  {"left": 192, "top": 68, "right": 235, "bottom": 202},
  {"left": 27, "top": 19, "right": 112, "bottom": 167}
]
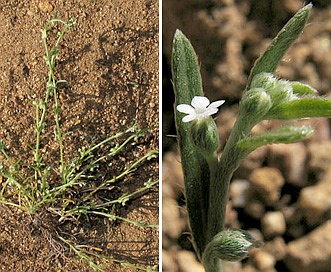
[
  {"left": 172, "top": 4, "right": 331, "bottom": 272},
  {"left": 0, "top": 17, "right": 158, "bottom": 272}
]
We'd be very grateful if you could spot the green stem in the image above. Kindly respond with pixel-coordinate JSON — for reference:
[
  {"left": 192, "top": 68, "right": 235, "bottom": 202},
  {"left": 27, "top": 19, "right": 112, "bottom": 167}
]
[
  {"left": 207, "top": 160, "right": 232, "bottom": 243},
  {"left": 205, "top": 114, "right": 255, "bottom": 272},
  {"left": 204, "top": 257, "right": 223, "bottom": 272}
]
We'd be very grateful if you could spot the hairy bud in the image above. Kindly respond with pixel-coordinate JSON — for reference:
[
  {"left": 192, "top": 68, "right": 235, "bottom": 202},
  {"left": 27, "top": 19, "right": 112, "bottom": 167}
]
[
  {"left": 202, "top": 229, "right": 263, "bottom": 266},
  {"left": 189, "top": 117, "right": 219, "bottom": 157}
]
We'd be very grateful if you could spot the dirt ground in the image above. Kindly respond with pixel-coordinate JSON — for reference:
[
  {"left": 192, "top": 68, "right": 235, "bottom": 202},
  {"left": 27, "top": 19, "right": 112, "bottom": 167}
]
[
  {"left": 163, "top": 0, "right": 331, "bottom": 272},
  {"left": 0, "top": 1, "right": 158, "bottom": 271}
]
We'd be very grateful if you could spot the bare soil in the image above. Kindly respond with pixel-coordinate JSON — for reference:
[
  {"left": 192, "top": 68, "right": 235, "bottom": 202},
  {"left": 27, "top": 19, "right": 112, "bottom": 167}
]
[
  {"left": 163, "top": 0, "right": 331, "bottom": 271},
  {"left": 0, "top": 1, "right": 158, "bottom": 271}
]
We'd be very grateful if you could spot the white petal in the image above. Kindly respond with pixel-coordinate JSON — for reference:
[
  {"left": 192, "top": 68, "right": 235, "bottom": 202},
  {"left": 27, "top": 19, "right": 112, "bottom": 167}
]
[
  {"left": 191, "top": 96, "right": 210, "bottom": 109},
  {"left": 176, "top": 104, "right": 195, "bottom": 114},
  {"left": 205, "top": 108, "right": 219, "bottom": 116},
  {"left": 182, "top": 114, "right": 197, "bottom": 122},
  {"left": 209, "top": 100, "right": 225, "bottom": 109}
]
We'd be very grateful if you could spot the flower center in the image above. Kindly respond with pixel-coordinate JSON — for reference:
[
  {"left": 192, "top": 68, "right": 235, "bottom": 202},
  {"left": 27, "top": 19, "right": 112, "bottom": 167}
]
[{"left": 195, "top": 106, "right": 207, "bottom": 114}]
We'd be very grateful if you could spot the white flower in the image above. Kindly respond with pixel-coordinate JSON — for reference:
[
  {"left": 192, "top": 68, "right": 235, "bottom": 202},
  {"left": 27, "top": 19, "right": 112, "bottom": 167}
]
[{"left": 176, "top": 96, "right": 225, "bottom": 123}]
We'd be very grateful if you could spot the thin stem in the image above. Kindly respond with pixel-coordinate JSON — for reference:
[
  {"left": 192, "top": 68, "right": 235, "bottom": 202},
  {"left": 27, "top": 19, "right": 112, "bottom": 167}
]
[
  {"left": 52, "top": 82, "right": 65, "bottom": 181},
  {"left": 207, "top": 160, "right": 232, "bottom": 243},
  {"left": 84, "top": 150, "right": 157, "bottom": 200},
  {"left": 203, "top": 250, "right": 223, "bottom": 272},
  {"left": 36, "top": 19, "right": 73, "bottom": 185},
  {"left": 205, "top": 114, "right": 255, "bottom": 272}
]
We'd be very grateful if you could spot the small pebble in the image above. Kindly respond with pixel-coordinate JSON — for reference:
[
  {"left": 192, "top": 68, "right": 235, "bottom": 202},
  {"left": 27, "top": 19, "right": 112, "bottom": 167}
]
[
  {"left": 162, "top": 249, "right": 176, "bottom": 272},
  {"left": 285, "top": 221, "right": 331, "bottom": 272},
  {"left": 230, "top": 179, "right": 251, "bottom": 208},
  {"left": 268, "top": 143, "right": 307, "bottom": 186},
  {"left": 249, "top": 167, "right": 284, "bottom": 205},
  {"left": 163, "top": 151, "right": 185, "bottom": 199},
  {"left": 241, "top": 264, "right": 258, "bottom": 272},
  {"left": 299, "top": 174, "right": 331, "bottom": 226},
  {"left": 244, "top": 200, "right": 265, "bottom": 219},
  {"left": 308, "top": 141, "right": 331, "bottom": 172},
  {"left": 38, "top": 1, "right": 53, "bottom": 13},
  {"left": 261, "top": 211, "right": 286, "bottom": 238},
  {"left": 263, "top": 237, "right": 287, "bottom": 261},
  {"left": 222, "top": 261, "right": 242, "bottom": 271},
  {"left": 177, "top": 250, "right": 204, "bottom": 272},
  {"left": 282, "top": 206, "right": 302, "bottom": 225},
  {"left": 162, "top": 181, "right": 175, "bottom": 200},
  {"left": 162, "top": 198, "right": 182, "bottom": 240},
  {"left": 253, "top": 250, "right": 276, "bottom": 271}
]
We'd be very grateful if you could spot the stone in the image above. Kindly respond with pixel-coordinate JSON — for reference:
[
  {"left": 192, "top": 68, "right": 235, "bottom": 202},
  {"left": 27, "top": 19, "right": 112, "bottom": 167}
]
[
  {"left": 177, "top": 250, "right": 204, "bottom": 272},
  {"left": 249, "top": 167, "right": 285, "bottom": 205},
  {"left": 282, "top": 206, "right": 303, "bottom": 225},
  {"left": 241, "top": 264, "right": 258, "bottom": 272},
  {"left": 222, "top": 261, "right": 242, "bottom": 272},
  {"left": 237, "top": 146, "right": 268, "bottom": 178},
  {"left": 162, "top": 181, "right": 176, "bottom": 200},
  {"left": 162, "top": 198, "right": 183, "bottom": 240},
  {"left": 253, "top": 250, "right": 276, "bottom": 271},
  {"left": 261, "top": 211, "right": 286, "bottom": 238},
  {"left": 38, "top": 1, "right": 53, "bottom": 13},
  {"left": 301, "top": 118, "right": 330, "bottom": 142},
  {"left": 162, "top": 249, "right": 176, "bottom": 272},
  {"left": 263, "top": 237, "right": 287, "bottom": 261},
  {"left": 299, "top": 174, "right": 331, "bottom": 226},
  {"left": 308, "top": 141, "right": 331, "bottom": 172},
  {"left": 162, "top": 151, "right": 185, "bottom": 199},
  {"left": 244, "top": 200, "right": 265, "bottom": 219},
  {"left": 268, "top": 143, "right": 308, "bottom": 186},
  {"left": 285, "top": 221, "right": 331, "bottom": 272},
  {"left": 229, "top": 179, "right": 251, "bottom": 208}
]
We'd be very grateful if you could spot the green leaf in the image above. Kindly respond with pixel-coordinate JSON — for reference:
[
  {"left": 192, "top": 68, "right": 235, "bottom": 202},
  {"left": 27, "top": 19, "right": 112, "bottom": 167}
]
[
  {"left": 237, "top": 125, "right": 314, "bottom": 155},
  {"left": 246, "top": 4, "right": 312, "bottom": 90},
  {"left": 172, "top": 29, "right": 212, "bottom": 258},
  {"left": 291, "top": 81, "right": 318, "bottom": 96},
  {"left": 172, "top": 29, "right": 204, "bottom": 104},
  {"left": 268, "top": 98, "right": 331, "bottom": 120}
]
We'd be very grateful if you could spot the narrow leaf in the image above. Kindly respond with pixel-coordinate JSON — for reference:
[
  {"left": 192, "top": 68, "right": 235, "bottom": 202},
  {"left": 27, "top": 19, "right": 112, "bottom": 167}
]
[
  {"left": 291, "top": 81, "right": 318, "bottom": 96},
  {"left": 172, "top": 29, "right": 211, "bottom": 258},
  {"left": 246, "top": 4, "right": 312, "bottom": 90},
  {"left": 172, "top": 29, "right": 204, "bottom": 104},
  {"left": 237, "top": 125, "right": 314, "bottom": 154},
  {"left": 268, "top": 98, "right": 331, "bottom": 120}
]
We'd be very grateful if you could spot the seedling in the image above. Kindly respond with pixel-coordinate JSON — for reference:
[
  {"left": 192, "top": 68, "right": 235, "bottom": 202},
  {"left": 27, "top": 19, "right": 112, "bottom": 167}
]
[
  {"left": 172, "top": 4, "right": 330, "bottom": 272},
  {"left": 0, "top": 17, "right": 158, "bottom": 272}
]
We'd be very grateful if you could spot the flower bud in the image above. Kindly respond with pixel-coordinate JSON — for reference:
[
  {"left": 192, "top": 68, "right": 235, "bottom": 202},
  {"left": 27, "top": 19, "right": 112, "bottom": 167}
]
[
  {"left": 240, "top": 88, "right": 272, "bottom": 121},
  {"left": 269, "top": 79, "right": 295, "bottom": 106},
  {"left": 251, "top": 72, "right": 278, "bottom": 91},
  {"left": 189, "top": 117, "right": 219, "bottom": 157},
  {"left": 203, "top": 229, "right": 263, "bottom": 264},
  {"left": 251, "top": 72, "right": 296, "bottom": 107}
]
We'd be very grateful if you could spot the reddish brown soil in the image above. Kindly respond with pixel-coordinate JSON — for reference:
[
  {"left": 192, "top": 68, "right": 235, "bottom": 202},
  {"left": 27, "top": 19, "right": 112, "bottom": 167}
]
[{"left": 0, "top": 1, "right": 158, "bottom": 271}]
